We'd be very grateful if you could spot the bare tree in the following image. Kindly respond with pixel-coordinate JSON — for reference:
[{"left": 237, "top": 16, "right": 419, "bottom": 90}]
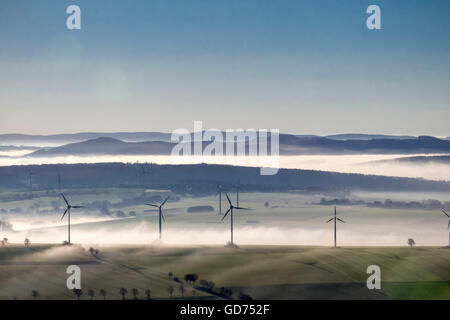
[
  {"left": 119, "top": 288, "right": 128, "bottom": 300},
  {"left": 131, "top": 288, "right": 139, "bottom": 300},
  {"left": 73, "top": 289, "right": 83, "bottom": 300},
  {"left": 145, "top": 289, "right": 151, "bottom": 300},
  {"left": 31, "top": 290, "right": 39, "bottom": 300},
  {"left": 99, "top": 289, "right": 107, "bottom": 300},
  {"left": 88, "top": 289, "right": 95, "bottom": 300}
]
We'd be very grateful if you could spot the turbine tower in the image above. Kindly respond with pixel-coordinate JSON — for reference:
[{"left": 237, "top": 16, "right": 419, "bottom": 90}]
[
  {"left": 141, "top": 165, "right": 152, "bottom": 194},
  {"left": 442, "top": 210, "right": 450, "bottom": 247},
  {"left": 326, "top": 207, "right": 345, "bottom": 248},
  {"left": 60, "top": 193, "right": 84, "bottom": 245},
  {"left": 28, "top": 172, "right": 35, "bottom": 198},
  {"left": 216, "top": 184, "right": 223, "bottom": 215},
  {"left": 222, "top": 192, "right": 248, "bottom": 247},
  {"left": 147, "top": 196, "right": 170, "bottom": 240},
  {"left": 236, "top": 178, "right": 240, "bottom": 207}
]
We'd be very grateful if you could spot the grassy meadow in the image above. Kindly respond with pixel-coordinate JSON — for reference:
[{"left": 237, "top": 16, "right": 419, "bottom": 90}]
[{"left": 0, "top": 244, "right": 448, "bottom": 300}]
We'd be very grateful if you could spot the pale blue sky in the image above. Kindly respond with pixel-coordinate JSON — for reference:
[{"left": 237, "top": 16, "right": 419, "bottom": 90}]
[{"left": 1, "top": 0, "right": 450, "bottom": 135}]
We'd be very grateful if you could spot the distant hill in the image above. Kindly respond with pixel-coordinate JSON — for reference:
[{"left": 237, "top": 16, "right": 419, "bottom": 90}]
[
  {"left": 325, "top": 134, "right": 416, "bottom": 140},
  {"left": 1, "top": 163, "right": 449, "bottom": 193},
  {"left": 29, "top": 137, "right": 175, "bottom": 156},
  {"left": 278, "top": 135, "right": 450, "bottom": 154},
  {"left": 374, "top": 155, "right": 450, "bottom": 164},
  {"left": 0, "top": 132, "right": 173, "bottom": 146},
  {"left": 0, "top": 145, "right": 39, "bottom": 151},
  {"left": 0, "top": 131, "right": 436, "bottom": 147},
  {"left": 26, "top": 135, "right": 450, "bottom": 157}
]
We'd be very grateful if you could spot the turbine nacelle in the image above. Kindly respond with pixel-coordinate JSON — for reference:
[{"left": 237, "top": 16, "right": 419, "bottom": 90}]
[
  {"left": 221, "top": 192, "right": 249, "bottom": 221},
  {"left": 146, "top": 196, "right": 170, "bottom": 222},
  {"left": 60, "top": 193, "right": 84, "bottom": 220},
  {"left": 326, "top": 217, "right": 345, "bottom": 224},
  {"left": 326, "top": 207, "right": 345, "bottom": 224}
]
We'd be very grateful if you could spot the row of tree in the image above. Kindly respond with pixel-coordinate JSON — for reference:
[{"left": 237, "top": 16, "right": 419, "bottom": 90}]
[{"left": 31, "top": 288, "right": 152, "bottom": 300}]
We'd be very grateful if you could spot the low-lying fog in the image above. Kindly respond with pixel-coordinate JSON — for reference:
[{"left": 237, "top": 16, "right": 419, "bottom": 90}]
[
  {"left": 0, "top": 154, "right": 449, "bottom": 181},
  {"left": 2, "top": 204, "right": 449, "bottom": 247},
  {"left": 4, "top": 222, "right": 447, "bottom": 247}
]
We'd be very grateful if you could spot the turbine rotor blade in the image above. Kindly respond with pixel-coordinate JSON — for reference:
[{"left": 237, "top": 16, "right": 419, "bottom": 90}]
[
  {"left": 442, "top": 210, "right": 450, "bottom": 218},
  {"left": 221, "top": 208, "right": 231, "bottom": 221},
  {"left": 326, "top": 218, "right": 334, "bottom": 223},
  {"left": 61, "top": 208, "right": 68, "bottom": 221},
  {"left": 61, "top": 193, "right": 69, "bottom": 206},
  {"left": 146, "top": 204, "right": 159, "bottom": 208},
  {"left": 225, "top": 193, "right": 232, "bottom": 206},
  {"left": 161, "top": 212, "right": 166, "bottom": 222},
  {"left": 72, "top": 206, "right": 84, "bottom": 209},
  {"left": 337, "top": 218, "right": 345, "bottom": 223},
  {"left": 234, "top": 207, "right": 249, "bottom": 210},
  {"left": 160, "top": 196, "right": 170, "bottom": 207}
]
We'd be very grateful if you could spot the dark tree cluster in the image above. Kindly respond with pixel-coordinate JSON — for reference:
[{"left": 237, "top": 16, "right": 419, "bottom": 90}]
[
  {"left": 318, "top": 197, "right": 450, "bottom": 211},
  {"left": 184, "top": 273, "right": 199, "bottom": 285}
]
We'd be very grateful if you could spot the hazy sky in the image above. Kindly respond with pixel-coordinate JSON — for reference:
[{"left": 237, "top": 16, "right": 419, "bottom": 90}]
[{"left": 1, "top": 0, "right": 450, "bottom": 135}]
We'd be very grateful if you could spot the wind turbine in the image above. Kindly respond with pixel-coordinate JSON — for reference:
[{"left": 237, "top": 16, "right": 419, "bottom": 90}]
[
  {"left": 442, "top": 210, "right": 450, "bottom": 247},
  {"left": 222, "top": 192, "right": 248, "bottom": 247},
  {"left": 60, "top": 193, "right": 84, "bottom": 245},
  {"left": 28, "top": 172, "right": 35, "bottom": 198},
  {"left": 216, "top": 184, "right": 223, "bottom": 215},
  {"left": 146, "top": 196, "right": 169, "bottom": 240},
  {"left": 326, "top": 207, "right": 345, "bottom": 248},
  {"left": 141, "top": 165, "right": 152, "bottom": 194}
]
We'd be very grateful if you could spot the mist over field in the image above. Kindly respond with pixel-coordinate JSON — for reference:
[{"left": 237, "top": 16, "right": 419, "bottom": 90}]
[
  {"left": 2, "top": 195, "right": 448, "bottom": 247},
  {"left": 6, "top": 224, "right": 445, "bottom": 247}
]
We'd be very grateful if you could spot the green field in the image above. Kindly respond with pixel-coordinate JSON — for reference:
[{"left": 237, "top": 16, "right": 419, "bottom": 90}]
[
  {"left": 0, "top": 245, "right": 448, "bottom": 300},
  {"left": 1, "top": 189, "right": 449, "bottom": 300}
]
